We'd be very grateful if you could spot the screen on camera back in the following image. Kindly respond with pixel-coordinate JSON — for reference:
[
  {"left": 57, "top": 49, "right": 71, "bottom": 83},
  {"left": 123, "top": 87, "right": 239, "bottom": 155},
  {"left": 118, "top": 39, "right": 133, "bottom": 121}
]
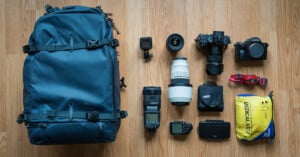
[
  {"left": 172, "top": 124, "right": 182, "bottom": 133},
  {"left": 146, "top": 113, "right": 158, "bottom": 121}
]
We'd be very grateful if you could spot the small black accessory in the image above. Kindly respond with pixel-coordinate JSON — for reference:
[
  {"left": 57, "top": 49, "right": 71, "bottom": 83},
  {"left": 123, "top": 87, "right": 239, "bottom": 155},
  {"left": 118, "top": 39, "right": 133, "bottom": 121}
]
[
  {"left": 234, "top": 37, "right": 268, "bottom": 61},
  {"left": 120, "top": 77, "right": 127, "bottom": 88},
  {"left": 170, "top": 121, "right": 193, "bottom": 135},
  {"left": 166, "top": 33, "right": 184, "bottom": 53},
  {"left": 198, "top": 120, "right": 230, "bottom": 140},
  {"left": 143, "top": 86, "right": 162, "bottom": 130},
  {"left": 140, "top": 37, "right": 153, "bottom": 60},
  {"left": 195, "top": 31, "right": 231, "bottom": 75},
  {"left": 198, "top": 82, "right": 223, "bottom": 112}
]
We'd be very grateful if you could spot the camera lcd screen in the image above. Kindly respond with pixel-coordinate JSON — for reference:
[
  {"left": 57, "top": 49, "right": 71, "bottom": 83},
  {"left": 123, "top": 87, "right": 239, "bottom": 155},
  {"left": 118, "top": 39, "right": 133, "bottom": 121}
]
[
  {"left": 145, "top": 113, "right": 158, "bottom": 121},
  {"left": 171, "top": 123, "right": 183, "bottom": 133}
]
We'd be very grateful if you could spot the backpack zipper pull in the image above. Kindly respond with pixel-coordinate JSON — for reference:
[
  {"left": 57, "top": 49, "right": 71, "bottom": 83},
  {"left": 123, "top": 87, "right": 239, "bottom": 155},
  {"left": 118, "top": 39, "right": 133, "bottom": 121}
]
[
  {"left": 97, "top": 6, "right": 121, "bottom": 35},
  {"left": 108, "top": 17, "right": 121, "bottom": 35},
  {"left": 105, "top": 13, "right": 113, "bottom": 16}
]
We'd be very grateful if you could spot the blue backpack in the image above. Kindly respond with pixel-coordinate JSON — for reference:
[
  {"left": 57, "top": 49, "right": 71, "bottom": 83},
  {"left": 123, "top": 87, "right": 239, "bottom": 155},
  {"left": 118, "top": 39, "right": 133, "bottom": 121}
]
[{"left": 17, "top": 5, "right": 128, "bottom": 144}]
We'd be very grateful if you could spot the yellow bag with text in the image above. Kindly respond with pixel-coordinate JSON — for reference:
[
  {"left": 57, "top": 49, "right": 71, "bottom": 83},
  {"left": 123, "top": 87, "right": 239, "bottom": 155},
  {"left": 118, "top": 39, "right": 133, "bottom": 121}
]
[{"left": 235, "top": 92, "right": 275, "bottom": 142}]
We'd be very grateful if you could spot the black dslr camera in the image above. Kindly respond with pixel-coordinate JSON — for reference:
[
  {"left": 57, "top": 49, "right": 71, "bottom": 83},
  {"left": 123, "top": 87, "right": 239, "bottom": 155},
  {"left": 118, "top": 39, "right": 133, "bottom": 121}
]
[
  {"left": 195, "top": 31, "right": 231, "bottom": 75},
  {"left": 234, "top": 37, "right": 268, "bottom": 61}
]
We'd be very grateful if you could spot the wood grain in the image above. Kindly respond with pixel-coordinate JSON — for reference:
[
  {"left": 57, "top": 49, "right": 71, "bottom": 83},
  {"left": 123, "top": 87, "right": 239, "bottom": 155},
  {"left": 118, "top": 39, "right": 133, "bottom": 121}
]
[{"left": 0, "top": 0, "right": 299, "bottom": 156}]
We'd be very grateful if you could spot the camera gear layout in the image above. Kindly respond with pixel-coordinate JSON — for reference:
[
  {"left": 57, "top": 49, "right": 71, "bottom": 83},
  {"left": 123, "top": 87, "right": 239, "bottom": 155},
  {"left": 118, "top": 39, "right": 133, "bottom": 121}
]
[
  {"left": 19, "top": 4, "right": 274, "bottom": 145},
  {"left": 140, "top": 30, "right": 273, "bottom": 143}
]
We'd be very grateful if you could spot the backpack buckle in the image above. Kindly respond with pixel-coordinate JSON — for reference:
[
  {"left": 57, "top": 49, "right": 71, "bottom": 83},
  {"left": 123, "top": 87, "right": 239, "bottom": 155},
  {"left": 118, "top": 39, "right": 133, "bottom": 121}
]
[
  {"left": 110, "top": 39, "right": 119, "bottom": 47},
  {"left": 17, "top": 114, "right": 25, "bottom": 124},
  {"left": 23, "top": 45, "right": 30, "bottom": 53},
  {"left": 86, "top": 111, "right": 99, "bottom": 122},
  {"left": 87, "top": 40, "right": 101, "bottom": 49},
  {"left": 120, "top": 111, "right": 128, "bottom": 119}
]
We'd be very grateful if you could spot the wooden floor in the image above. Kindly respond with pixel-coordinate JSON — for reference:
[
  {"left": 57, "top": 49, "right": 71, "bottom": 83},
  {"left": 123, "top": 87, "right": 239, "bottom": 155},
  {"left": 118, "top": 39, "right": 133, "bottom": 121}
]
[{"left": 0, "top": 0, "right": 300, "bottom": 157}]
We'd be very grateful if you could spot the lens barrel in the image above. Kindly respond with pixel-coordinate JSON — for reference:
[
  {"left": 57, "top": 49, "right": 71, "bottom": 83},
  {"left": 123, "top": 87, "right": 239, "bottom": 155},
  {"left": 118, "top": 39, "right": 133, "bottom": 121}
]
[
  {"left": 206, "top": 46, "right": 224, "bottom": 75},
  {"left": 168, "top": 57, "right": 192, "bottom": 105}
]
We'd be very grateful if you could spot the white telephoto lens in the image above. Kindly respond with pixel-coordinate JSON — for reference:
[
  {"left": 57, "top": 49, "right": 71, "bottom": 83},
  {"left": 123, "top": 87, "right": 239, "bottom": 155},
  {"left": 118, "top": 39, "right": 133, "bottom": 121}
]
[
  {"left": 168, "top": 57, "right": 192, "bottom": 105},
  {"left": 171, "top": 59, "right": 190, "bottom": 80}
]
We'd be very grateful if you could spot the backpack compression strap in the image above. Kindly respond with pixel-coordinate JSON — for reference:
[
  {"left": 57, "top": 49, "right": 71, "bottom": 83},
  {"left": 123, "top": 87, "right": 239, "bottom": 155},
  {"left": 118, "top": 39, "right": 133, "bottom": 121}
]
[
  {"left": 17, "top": 110, "right": 127, "bottom": 124},
  {"left": 23, "top": 39, "right": 119, "bottom": 54}
]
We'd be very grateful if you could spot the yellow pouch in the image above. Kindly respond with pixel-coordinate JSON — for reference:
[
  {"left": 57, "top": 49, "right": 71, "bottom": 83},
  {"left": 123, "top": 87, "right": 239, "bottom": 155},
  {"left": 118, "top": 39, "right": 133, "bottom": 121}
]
[{"left": 235, "top": 92, "right": 275, "bottom": 142}]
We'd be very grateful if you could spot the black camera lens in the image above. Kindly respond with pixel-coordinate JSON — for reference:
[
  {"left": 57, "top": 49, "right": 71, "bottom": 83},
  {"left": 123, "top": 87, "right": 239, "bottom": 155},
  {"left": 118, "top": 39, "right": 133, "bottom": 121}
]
[
  {"left": 166, "top": 33, "right": 184, "bottom": 53},
  {"left": 206, "top": 63, "right": 223, "bottom": 75}
]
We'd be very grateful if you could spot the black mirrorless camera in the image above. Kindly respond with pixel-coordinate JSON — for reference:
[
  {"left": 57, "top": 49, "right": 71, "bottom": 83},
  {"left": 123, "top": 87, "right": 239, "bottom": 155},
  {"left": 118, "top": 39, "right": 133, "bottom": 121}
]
[
  {"left": 234, "top": 37, "right": 268, "bottom": 61},
  {"left": 195, "top": 31, "right": 231, "bottom": 75}
]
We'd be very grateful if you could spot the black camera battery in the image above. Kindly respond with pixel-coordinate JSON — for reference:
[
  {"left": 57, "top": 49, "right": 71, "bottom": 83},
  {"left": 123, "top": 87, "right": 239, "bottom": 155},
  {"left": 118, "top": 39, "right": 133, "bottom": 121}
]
[{"left": 198, "top": 82, "right": 223, "bottom": 112}]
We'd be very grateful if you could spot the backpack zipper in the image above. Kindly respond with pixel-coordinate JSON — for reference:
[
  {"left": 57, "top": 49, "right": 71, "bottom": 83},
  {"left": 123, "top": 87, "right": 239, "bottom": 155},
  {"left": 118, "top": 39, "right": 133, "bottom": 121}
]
[
  {"left": 108, "top": 48, "right": 117, "bottom": 113},
  {"left": 96, "top": 6, "right": 120, "bottom": 35},
  {"left": 107, "top": 17, "right": 120, "bottom": 35}
]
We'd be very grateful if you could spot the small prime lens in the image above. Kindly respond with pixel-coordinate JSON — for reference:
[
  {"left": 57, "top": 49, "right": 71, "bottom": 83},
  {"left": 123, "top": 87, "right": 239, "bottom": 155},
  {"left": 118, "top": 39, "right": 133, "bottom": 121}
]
[
  {"left": 168, "top": 57, "right": 192, "bottom": 105},
  {"left": 166, "top": 33, "right": 184, "bottom": 53}
]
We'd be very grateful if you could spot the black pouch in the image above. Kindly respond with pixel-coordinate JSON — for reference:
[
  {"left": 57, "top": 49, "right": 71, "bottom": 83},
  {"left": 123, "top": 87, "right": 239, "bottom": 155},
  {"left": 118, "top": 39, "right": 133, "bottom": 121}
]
[
  {"left": 198, "top": 120, "right": 230, "bottom": 139},
  {"left": 198, "top": 82, "right": 223, "bottom": 112}
]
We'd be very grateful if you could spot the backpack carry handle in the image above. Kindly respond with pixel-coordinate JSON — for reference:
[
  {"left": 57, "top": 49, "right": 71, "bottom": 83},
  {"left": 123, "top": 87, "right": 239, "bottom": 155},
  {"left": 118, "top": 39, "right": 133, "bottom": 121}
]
[{"left": 45, "top": 4, "right": 60, "bottom": 13}]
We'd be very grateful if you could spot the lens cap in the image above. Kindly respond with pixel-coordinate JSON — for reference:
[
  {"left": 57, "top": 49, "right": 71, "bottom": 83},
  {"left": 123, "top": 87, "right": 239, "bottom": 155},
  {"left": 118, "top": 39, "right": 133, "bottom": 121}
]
[
  {"left": 248, "top": 43, "right": 264, "bottom": 59},
  {"left": 166, "top": 33, "right": 184, "bottom": 53}
]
